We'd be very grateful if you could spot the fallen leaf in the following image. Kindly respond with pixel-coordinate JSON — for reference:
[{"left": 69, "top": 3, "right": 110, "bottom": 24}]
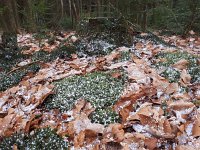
[
  {"left": 169, "top": 101, "right": 195, "bottom": 111},
  {"left": 180, "top": 69, "right": 191, "bottom": 85},
  {"left": 138, "top": 114, "right": 157, "bottom": 127},
  {"left": 112, "top": 123, "right": 124, "bottom": 142},
  {"left": 163, "top": 119, "right": 172, "bottom": 134},
  {"left": 145, "top": 126, "right": 175, "bottom": 139},
  {"left": 192, "top": 119, "right": 200, "bottom": 137},
  {"left": 111, "top": 71, "right": 121, "bottom": 79},
  {"left": 74, "top": 130, "right": 85, "bottom": 148},
  {"left": 13, "top": 144, "right": 18, "bottom": 150},
  {"left": 105, "top": 51, "right": 120, "bottom": 62},
  {"left": 144, "top": 138, "right": 157, "bottom": 150},
  {"left": 84, "top": 129, "right": 98, "bottom": 144},
  {"left": 172, "top": 59, "right": 188, "bottom": 70}
]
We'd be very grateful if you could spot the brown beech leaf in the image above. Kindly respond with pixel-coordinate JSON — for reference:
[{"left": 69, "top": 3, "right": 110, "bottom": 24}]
[
  {"left": 172, "top": 92, "right": 191, "bottom": 101},
  {"left": 105, "top": 51, "right": 120, "bottom": 62},
  {"left": 128, "top": 103, "right": 153, "bottom": 122},
  {"left": 169, "top": 100, "right": 195, "bottom": 111},
  {"left": 178, "top": 124, "right": 185, "bottom": 133},
  {"left": 84, "top": 129, "right": 98, "bottom": 144},
  {"left": 180, "top": 69, "right": 191, "bottom": 85},
  {"left": 82, "top": 102, "right": 95, "bottom": 116},
  {"left": 72, "top": 99, "right": 95, "bottom": 117},
  {"left": 192, "top": 119, "right": 200, "bottom": 137},
  {"left": 74, "top": 130, "right": 85, "bottom": 148},
  {"left": 120, "top": 108, "right": 130, "bottom": 123},
  {"left": 95, "top": 57, "right": 106, "bottom": 70},
  {"left": 144, "top": 138, "right": 157, "bottom": 150},
  {"left": 24, "top": 114, "right": 35, "bottom": 133},
  {"left": 13, "top": 144, "right": 18, "bottom": 150},
  {"left": 86, "top": 123, "right": 104, "bottom": 134},
  {"left": 111, "top": 71, "right": 122, "bottom": 79},
  {"left": 0, "top": 114, "right": 16, "bottom": 136},
  {"left": 66, "top": 122, "right": 75, "bottom": 137},
  {"left": 114, "top": 87, "right": 155, "bottom": 113},
  {"left": 138, "top": 114, "right": 157, "bottom": 127},
  {"left": 73, "top": 99, "right": 86, "bottom": 113},
  {"left": 145, "top": 127, "right": 175, "bottom": 139},
  {"left": 165, "top": 83, "right": 179, "bottom": 94},
  {"left": 4, "top": 128, "right": 15, "bottom": 137},
  {"left": 125, "top": 64, "right": 147, "bottom": 81},
  {"left": 135, "top": 42, "right": 144, "bottom": 49},
  {"left": 93, "top": 144, "right": 100, "bottom": 150},
  {"left": 112, "top": 123, "right": 125, "bottom": 142},
  {"left": 163, "top": 119, "right": 172, "bottom": 134},
  {"left": 103, "top": 123, "right": 124, "bottom": 143},
  {"left": 172, "top": 59, "right": 188, "bottom": 70},
  {"left": 8, "top": 86, "right": 20, "bottom": 94},
  {"left": 194, "top": 89, "right": 200, "bottom": 100},
  {"left": 152, "top": 76, "right": 170, "bottom": 92}
]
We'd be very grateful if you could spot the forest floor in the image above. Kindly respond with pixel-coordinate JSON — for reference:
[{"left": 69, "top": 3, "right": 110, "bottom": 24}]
[{"left": 0, "top": 25, "right": 200, "bottom": 150}]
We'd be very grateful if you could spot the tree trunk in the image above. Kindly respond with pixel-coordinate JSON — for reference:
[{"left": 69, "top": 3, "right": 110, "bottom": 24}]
[
  {"left": 17, "top": 0, "right": 36, "bottom": 32},
  {"left": 0, "top": 0, "right": 20, "bottom": 56},
  {"left": 97, "top": 0, "right": 101, "bottom": 17},
  {"left": 142, "top": 4, "right": 147, "bottom": 31},
  {"left": 183, "top": 0, "right": 198, "bottom": 35}
]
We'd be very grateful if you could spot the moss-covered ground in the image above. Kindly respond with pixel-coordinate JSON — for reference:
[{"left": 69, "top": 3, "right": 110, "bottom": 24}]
[
  {"left": 0, "top": 128, "right": 68, "bottom": 150},
  {"left": 1, "top": 18, "right": 199, "bottom": 149},
  {"left": 154, "top": 51, "right": 199, "bottom": 83},
  {"left": 44, "top": 71, "right": 126, "bottom": 125},
  {"left": 0, "top": 44, "right": 76, "bottom": 91}
]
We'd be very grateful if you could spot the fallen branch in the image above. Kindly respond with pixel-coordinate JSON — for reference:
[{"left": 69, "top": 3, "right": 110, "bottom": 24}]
[{"left": 7, "top": 60, "right": 41, "bottom": 75}]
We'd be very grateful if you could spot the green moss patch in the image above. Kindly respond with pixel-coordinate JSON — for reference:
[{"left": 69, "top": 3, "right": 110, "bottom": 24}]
[
  {"left": 155, "top": 52, "right": 199, "bottom": 83},
  {"left": 0, "top": 44, "right": 76, "bottom": 92},
  {"left": 0, "top": 64, "right": 40, "bottom": 91},
  {"left": 31, "top": 45, "right": 76, "bottom": 62},
  {"left": 160, "top": 67, "right": 180, "bottom": 83},
  {"left": 117, "top": 51, "right": 131, "bottom": 62},
  {"left": 44, "top": 72, "right": 126, "bottom": 125},
  {"left": 0, "top": 128, "right": 68, "bottom": 150},
  {"left": 75, "top": 18, "right": 135, "bottom": 56},
  {"left": 90, "top": 108, "right": 120, "bottom": 125},
  {"left": 135, "top": 32, "right": 173, "bottom": 47}
]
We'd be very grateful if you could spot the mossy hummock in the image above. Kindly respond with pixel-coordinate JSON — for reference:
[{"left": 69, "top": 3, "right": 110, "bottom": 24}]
[
  {"left": 0, "top": 128, "right": 68, "bottom": 150},
  {"left": 155, "top": 52, "right": 199, "bottom": 83},
  {"left": 44, "top": 72, "right": 126, "bottom": 125}
]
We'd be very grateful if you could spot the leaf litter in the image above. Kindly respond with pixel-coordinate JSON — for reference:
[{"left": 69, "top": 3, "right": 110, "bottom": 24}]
[{"left": 0, "top": 30, "right": 200, "bottom": 150}]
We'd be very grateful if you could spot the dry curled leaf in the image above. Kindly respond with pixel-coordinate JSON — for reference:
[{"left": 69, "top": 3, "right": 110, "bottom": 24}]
[
  {"left": 105, "top": 51, "right": 120, "bottom": 62},
  {"left": 138, "top": 114, "right": 157, "bottom": 127},
  {"left": 144, "top": 138, "right": 157, "bottom": 150},
  {"left": 84, "top": 129, "right": 98, "bottom": 144},
  {"left": 172, "top": 59, "right": 189, "bottom": 70},
  {"left": 180, "top": 69, "right": 191, "bottom": 85},
  {"left": 112, "top": 123, "right": 125, "bottom": 142},
  {"left": 74, "top": 130, "right": 85, "bottom": 148},
  {"left": 145, "top": 126, "right": 175, "bottom": 139},
  {"left": 13, "top": 144, "right": 18, "bottom": 150},
  {"left": 192, "top": 119, "right": 200, "bottom": 137},
  {"left": 169, "top": 101, "right": 195, "bottom": 111},
  {"left": 163, "top": 119, "right": 172, "bottom": 134},
  {"left": 111, "top": 71, "right": 122, "bottom": 79},
  {"left": 103, "top": 123, "right": 124, "bottom": 143}
]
